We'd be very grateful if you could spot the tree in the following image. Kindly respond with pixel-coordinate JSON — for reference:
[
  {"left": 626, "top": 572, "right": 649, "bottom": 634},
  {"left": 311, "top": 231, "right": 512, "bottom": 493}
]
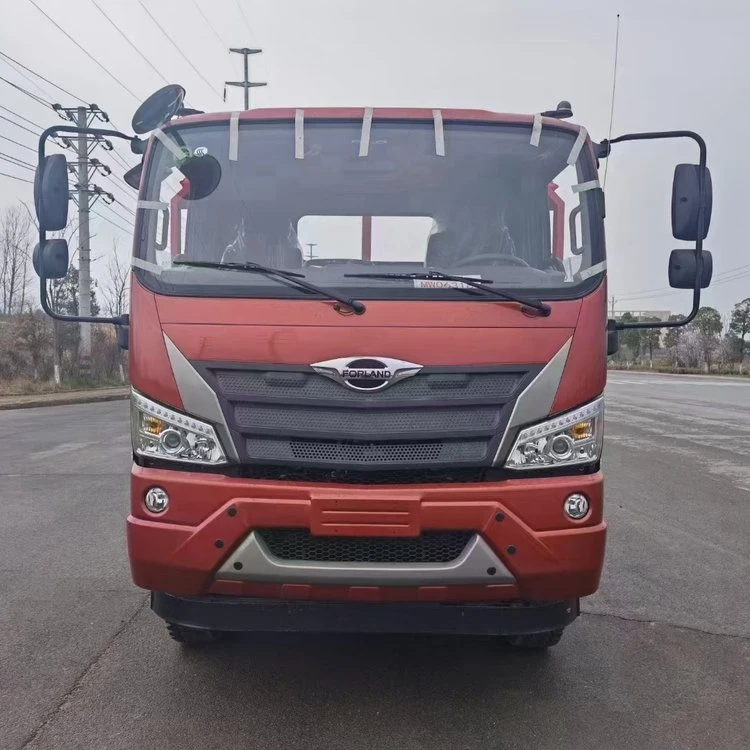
[
  {"left": 618, "top": 313, "right": 642, "bottom": 363},
  {"left": 642, "top": 318, "right": 662, "bottom": 367},
  {"left": 663, "top": 314, "right": 683, "bottom": 366},
  {"left": 101, "top": 240, "right": 130, "bottom": 317},
  {"left": 0, "top": 205, "right": 33, "bottom": 314},
  {"left": 729, "top": 298, "right": 750, "bottom": 372},
  {"left": 690, "top": 306, "right": 722, "bottom": 371}
]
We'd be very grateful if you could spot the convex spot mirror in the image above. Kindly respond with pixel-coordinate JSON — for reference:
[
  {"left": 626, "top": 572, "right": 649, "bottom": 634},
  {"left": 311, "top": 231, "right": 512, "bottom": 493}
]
[
  {"left": 668, "top": 248, "right": 712, "bottom": 289},
  {"left": 32, "top": 238, "right": 69, "bottom": 280},
  {"left": 672, "top": 164, "right": 712, "bottom": 241},
  {"left": 132, "top": 84, "right": 186, "bottom": 134},
  {"left": 177, "top": 154, "right": 221, "bottom": 201},
  {"left": 34, "top": 154, "right": 69, "bottom": 232}
]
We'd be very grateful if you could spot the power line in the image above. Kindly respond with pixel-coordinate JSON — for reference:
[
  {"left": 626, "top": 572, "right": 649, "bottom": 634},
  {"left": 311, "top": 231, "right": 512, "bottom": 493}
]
[
  {"left": 0, "top": 103, "right": 45, "bottom": 130},
  {"left": 0, "top": 169, "right": 33, "bottom": 184},
  {"left": 0, "top": 113, "right": 40, "bottom": 136},
  {"left": 0, "top": 133, "right": 36, "bottom": 152},
  {"left": 0, "top": 151, "right": 35, "bottom": 170},
  {"left": 137, "top": 0, "right": 221, "bottom": 102},
  {"left": 28, "top": 0, "right": 141, "bottom": 102},
  {"left": 234, "top": 0, "right": 259, "bottom": 44},
  {"left": 90, "top": 0, "right": 170, "bottom": 87},
  {"left": 192, "top": 0, "right": 228, "bottom": 49},
  {"left": 91, "top": 208, "right": 131, "bottom": 235},
  {"left": 0, "top": 73, "right": 52, "bottom": 107},
  {"left": 0, "top": 55, "right": 55, "bottom": 101},
  {"left": 0, "top": 49, "right": 87, "bottom": 103}
]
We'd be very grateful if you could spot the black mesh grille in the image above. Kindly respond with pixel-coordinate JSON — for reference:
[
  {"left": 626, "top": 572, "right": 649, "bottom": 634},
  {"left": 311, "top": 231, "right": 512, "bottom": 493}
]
[
  {"left": 234, "top": 403, "right": 501, "bottom": 435},
  {"left": 237, "top": 465, "right": 489, "bottom": 484},
  {"left": 257, "top": 529, "right": 474, "bottom": 563},
  {"left": 247, "top": 438, "right": 488, "bottom": 465},
  {"left": 213, "top": 369, "right": 523, "bottom": 403}
]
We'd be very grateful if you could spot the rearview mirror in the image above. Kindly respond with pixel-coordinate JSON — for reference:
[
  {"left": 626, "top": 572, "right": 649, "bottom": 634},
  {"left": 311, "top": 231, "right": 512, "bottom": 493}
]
[
  {"left": 178, "top": 154, "right": 221, "bottom": 201},
  {"left": 32, "top": 239, "right": 69, "bottom": 279},
  {"left": 672, "top": 164, "right": 712, "bottom": 241},
  {"left": 132, "top": 84, "right": 186, "bottom": 134},
  {"left": 34, "top": 154, "right": 69, "bottom": 231},
  {"left": 668, "top": 248, "right": 712, "bottom": 289}
]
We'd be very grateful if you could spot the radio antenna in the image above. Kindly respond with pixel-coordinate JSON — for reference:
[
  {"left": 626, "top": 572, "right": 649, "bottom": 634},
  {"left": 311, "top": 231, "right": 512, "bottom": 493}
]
[{"left": 603, "top": 13, "right": 621, "bottom": 188}]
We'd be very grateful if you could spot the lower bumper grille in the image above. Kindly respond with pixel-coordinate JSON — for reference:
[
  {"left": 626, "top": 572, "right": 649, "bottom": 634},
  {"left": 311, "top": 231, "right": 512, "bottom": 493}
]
[{"left": 256, "top": 529, "right": 474, "bottom": 564}]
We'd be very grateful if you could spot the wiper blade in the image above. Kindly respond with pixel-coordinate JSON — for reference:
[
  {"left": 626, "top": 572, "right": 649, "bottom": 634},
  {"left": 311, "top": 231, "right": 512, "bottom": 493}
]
[
  {"left": 345, "top": 270, "right": 551, "bottom": 316},
  {"left": 172, "top": 259, "right": 366, "bottom": 314}
]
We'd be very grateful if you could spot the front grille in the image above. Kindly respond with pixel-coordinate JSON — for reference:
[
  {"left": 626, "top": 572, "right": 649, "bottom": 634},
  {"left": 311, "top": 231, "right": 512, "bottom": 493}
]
[
  {"left": 247, "top": 438, "right": 489, "bottom": 465},
  {"left": 257, "top": 529, "right": 474, "bottom": 564},
  {"left": 236, "top": 465, "right": 489, "bottom": 484},
  {"left": 213, "top": 369, "right": 524, "bottom": 403}
]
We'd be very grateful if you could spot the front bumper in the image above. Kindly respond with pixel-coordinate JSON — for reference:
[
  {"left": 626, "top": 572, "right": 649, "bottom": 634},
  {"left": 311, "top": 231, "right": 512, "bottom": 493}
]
[
  {"left": 152, "top": 591, "right": 580, "bottom": 635},
  {"left": 128, "top": 465, "right": 606, "bottom": 603}
]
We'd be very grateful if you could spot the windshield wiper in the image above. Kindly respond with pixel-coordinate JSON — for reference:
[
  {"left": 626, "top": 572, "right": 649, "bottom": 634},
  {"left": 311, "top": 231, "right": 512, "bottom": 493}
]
[
  {"left": 172, "top": 259, "right": 366, "bottom": 315},
  {"left": 345, "top": 270, "right": 551, "bottom": 316}
]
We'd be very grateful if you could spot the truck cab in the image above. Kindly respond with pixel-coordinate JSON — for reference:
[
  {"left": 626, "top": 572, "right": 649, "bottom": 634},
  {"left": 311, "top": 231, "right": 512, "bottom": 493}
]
[{"left": 32, "top": 87, "right": 713, "bottom": 648}]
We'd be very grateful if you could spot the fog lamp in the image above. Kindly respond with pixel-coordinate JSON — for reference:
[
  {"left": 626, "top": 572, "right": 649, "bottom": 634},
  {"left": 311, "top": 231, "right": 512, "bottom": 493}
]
[
  {"left": 144, "top": 486, "right": 169, "bottom": 513},
  {"left": 563, "top": 493, "right": 589, "bottom": 520}
]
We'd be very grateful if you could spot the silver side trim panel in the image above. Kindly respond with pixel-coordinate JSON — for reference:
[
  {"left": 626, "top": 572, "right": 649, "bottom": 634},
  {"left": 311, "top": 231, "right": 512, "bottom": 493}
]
[
  {"left": 216, "top": 532, "right": 515, "bottom": 587},
  {"left": 163, "top": 333, "right": 239, "bottom": 460},
  {"left": 493, "top": 337, "right": 572, "bottom": 465}
]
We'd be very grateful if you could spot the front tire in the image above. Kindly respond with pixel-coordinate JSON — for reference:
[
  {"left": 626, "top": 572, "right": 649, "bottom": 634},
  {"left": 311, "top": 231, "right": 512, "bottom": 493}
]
[
  {"left": 505, "top": 628, "right": 564, "bottom": 650},
  {"left": 166, "top": 621, "right": 223, "bottom": 647}
]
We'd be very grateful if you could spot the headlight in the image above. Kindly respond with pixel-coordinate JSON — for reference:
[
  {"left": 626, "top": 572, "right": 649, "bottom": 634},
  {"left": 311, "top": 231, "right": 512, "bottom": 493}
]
[
  {"left": 505, "top": 397, "right": 603, "bottom": 470},
  {"left": 131, "top": 390, "right": 227, "bottom": 465}
]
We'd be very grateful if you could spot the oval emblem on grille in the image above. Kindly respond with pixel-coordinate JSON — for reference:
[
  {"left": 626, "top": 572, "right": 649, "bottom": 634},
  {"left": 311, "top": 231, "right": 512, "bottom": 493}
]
[{"left": 311, "top": 356, "right": 423, "bottom": 392}]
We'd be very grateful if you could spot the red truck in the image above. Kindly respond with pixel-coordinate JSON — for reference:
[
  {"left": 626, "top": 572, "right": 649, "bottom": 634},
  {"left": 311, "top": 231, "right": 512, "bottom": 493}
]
[{"left": 33, "top": 85, "right": 713, "bottom": 648}]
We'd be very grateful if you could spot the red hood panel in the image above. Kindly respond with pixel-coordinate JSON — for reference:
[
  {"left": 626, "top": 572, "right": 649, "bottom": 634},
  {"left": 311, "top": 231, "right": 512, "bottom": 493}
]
[{"left": 156, "top": 297, "right": 581, "bottom": 366}]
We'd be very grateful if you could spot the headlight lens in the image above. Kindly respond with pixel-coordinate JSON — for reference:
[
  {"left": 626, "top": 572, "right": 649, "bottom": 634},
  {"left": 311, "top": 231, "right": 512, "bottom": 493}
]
[
  {"left": 131, "top": 390, "right": 227, "bottom": 465},
  {"left": 505, "top": 397, "right": 603, "bottom": 470}
]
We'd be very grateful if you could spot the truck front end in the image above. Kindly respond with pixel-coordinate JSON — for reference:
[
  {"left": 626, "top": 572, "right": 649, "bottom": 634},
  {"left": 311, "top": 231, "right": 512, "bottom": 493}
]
[{"left": 31, "top": 88, "right": 713, "bottom": 649}]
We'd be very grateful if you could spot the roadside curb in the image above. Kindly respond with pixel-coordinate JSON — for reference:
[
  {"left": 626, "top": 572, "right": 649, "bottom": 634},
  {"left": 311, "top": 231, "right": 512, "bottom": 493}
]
[{"left": 0, "top": 389, "right": 130, "bottom": 411}]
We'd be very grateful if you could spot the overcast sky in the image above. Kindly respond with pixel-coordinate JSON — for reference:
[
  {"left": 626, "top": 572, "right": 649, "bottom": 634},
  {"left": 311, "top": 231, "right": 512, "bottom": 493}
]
[{"left": 0, "top": 0, "right": 747, "bottom": 317}]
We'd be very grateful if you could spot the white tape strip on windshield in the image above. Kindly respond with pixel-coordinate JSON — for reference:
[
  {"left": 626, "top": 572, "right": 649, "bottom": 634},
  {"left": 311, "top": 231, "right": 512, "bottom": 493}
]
[
  {"left": 359, "top": 107, "right": 373, "bottom": 157},
  {"left": 295, "top": 109, "right": 304, "bottom": 159},
  {"left": 153, "top": 128, "right": 185, "bottom": 160},
  {"left": 131, "top": 257, "right": 164, "bottom": 275},
  {"left": 229, "top": 111, "right": 240, "bottom": 161},
  {"left": 433, "top": 109, "right": 445, "bottom": 156},
  {"left": 572, "top": 179, "right": 600, "bottom": 194},
  {"left": 577, "top": 260, "right": 606, "bottom": 280},
  {"left": 136, "top": 200, "right": 168, "bottom": 210},
  {"left": 530, "top": 113, "right": 542, "bottom": 147},
  {"left": 567, "top": 126, "right": 588, "bottom": 165}
]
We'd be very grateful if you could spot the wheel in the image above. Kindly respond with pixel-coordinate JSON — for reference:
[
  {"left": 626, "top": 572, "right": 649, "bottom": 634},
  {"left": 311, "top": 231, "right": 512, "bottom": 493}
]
[
  {"left": 505, "top": 628, "right": 564, "bottom": 650},
  {"left": 166, "top": 621, "right": 223, "bottom": 647}
]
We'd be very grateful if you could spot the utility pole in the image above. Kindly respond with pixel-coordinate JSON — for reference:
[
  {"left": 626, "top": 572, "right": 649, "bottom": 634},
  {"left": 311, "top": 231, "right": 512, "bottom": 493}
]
[
  {"left": 306, "top": 243, "right": 317, "bottom": 261},
  {"left": 54, "top": 103, "right": 116, "bottom": 377},
  {"left": 225, "top": 48, "right": 266, "bottom": 110}
]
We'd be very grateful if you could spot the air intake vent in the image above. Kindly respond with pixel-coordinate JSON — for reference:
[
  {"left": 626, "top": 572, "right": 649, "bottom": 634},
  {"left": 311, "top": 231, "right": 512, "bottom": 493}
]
[{"left": 257, "top": 529, "right": 474, "bottom": 564}]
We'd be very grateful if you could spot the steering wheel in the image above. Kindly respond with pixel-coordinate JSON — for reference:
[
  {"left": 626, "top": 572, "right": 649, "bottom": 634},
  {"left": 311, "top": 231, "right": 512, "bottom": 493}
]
[{"left": 452, "top": 253, "right": 530, "bottom": 268}]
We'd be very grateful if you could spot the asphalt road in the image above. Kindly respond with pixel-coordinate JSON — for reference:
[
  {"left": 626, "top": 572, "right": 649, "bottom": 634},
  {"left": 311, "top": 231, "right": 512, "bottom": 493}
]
[{"left": 1, "top": 372, "right": 748, "bottom": 749}]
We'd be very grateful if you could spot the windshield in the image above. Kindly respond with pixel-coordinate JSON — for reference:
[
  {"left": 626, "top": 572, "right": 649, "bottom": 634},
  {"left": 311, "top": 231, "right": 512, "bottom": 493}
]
[{"left": 136, "top": 118, "right": 604, "bottom": 300}]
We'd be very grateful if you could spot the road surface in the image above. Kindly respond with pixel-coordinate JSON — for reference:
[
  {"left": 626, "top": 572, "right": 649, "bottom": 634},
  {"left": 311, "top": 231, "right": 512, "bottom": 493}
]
[{"left": 1, "top": 371, "right": 748, "bottom": 749}]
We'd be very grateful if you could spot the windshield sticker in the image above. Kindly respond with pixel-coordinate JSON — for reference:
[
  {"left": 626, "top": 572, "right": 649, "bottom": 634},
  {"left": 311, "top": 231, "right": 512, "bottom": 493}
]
[
  {"left": 413, "top": 275, "right": 482, "bottom": 289},
  {"left": 193, "top": 146, "right": 208, "bottom": 157}
]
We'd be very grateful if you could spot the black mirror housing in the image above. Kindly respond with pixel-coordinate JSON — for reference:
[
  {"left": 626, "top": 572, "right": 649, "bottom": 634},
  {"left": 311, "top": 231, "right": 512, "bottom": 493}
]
[
  {"left": 32, "top": 239, "right": 69, "bottom": 280},
  {"left": 34, "top": 154, "right": 69, "bottom": 231},
  {"left": 668, "top": 249, "right": 712, "bottom": 289},
  {"left": 672, "top": 164, "right": 712, "bottom": 241},
  {"left": 132, "top": 84, "right": 186, "bottom": 134}
]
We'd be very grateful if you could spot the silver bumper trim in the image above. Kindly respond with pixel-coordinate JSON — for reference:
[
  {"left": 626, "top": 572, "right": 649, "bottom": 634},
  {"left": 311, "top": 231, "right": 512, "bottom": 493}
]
[{"left": 216, "top": 532, "right": 515, "bottom": 587}]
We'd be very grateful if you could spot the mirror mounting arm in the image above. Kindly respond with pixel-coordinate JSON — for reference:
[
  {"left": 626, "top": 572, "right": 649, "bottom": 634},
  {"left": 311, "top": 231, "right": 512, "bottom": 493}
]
[
  {"left": 37, "top": 124, "right": 136, "bottom": 328},
  {"left": 604, "top": 130, "right": 709, "bottom": 332}
]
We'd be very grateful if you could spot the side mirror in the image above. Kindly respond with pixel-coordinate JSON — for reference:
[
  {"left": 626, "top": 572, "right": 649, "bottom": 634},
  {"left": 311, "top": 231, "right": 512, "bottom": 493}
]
[
  {"left": 668, "top": 248, "right": 712, "bottom": 289},
  {"left": 34, "top": 154, "right": 69, "bottom": 231},
  {"left": 132, "top": 84, "right": 186, "bottom": 134},
  {"left": 672, "top": 164, "right": 712, "bottom": 241},
  {"left": 32, "top": 239, "right": 69, "bottom": 279}
]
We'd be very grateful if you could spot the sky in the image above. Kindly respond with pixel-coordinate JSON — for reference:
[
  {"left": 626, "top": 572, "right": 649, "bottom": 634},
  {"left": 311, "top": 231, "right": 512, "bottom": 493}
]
[{"left": 0, "top": 0, "right": 748, "bottom": 318}]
